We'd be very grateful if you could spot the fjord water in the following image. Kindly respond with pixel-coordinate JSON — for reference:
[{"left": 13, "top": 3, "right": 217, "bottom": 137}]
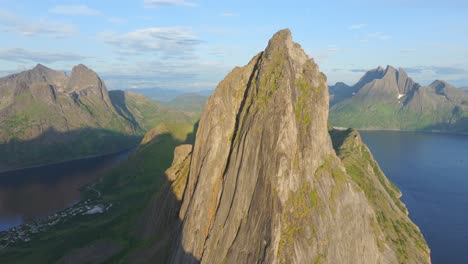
[
  {"left": 360, "top": 131, "right": 468, "bottom": 264},
  {"left": 0, "top": 149, "right": 133, "bottom": 231}
]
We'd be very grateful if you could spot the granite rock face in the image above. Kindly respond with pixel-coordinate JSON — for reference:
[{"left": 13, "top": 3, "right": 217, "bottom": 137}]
[{"left": 170, "top": 29, "right": 431, "bottom": 263}]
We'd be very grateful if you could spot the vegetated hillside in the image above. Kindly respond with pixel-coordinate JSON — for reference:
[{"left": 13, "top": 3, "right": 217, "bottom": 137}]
[
  {"left": 161, "top": 93, "right": 208, "bottom": 114},
  {"left": 124, "top": 88, "right": 212, "bottom": 102},
  {"left": 109, "top": 90, "right": 198, "bottom": 131},
  {"left": 0, "top": 30, "right": 430, "bottom": 264},
  {"left": 0, "top": 122, "right": 197, "bottom": 263},
  {"left": 329, "top": 66, "right": 468, "bottom": 132},
  {"left": 0, "top": 64, "right": 192, "bottom": 171}
]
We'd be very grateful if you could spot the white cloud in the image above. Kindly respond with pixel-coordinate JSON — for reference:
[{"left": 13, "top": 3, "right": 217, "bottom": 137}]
[
  {"left": 144, "top": 0, "right": 196, "bottom": 8},
  {"left": 0, "top": 9, "right": 77, "bottom": 38},
  {"left": 349, "top": 24, "right": 367, "bottom": 30},
  {"left": 100, "top": 27, "right": 201, "bottom": 60},
  {"left": 99, "top": 59, "right": 231, "bottom": 90},
  {"left": 0, "top": 48, "right": 87, "bottom": 63},
  {"left": 49, "top": 5, "right": 100, "bottom": 16}
]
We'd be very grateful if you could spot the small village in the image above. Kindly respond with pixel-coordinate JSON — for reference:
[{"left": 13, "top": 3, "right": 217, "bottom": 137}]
[{"left": 0, "top": 187, "right": 111, "bottom": 249}]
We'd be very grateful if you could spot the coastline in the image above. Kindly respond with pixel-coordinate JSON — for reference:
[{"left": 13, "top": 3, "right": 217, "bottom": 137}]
[
  {"left": 0, "top": 146, "right": 137, "bottom": 174},
  {"left": 355, "top": 128, "right": 468, "bottom": 136}
]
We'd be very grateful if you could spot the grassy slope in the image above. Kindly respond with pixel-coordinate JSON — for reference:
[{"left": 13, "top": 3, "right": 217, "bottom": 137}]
[
  {"left": 109, "top": 91, "right": 198, "bottom": 132},
  {"left": 330, "top": 101, "right": 401, "bottom": 130},
  {"left": 0, "top": 89, "right": 199, "bottom": 171},
  {"left": 0, "top": 122, "right": 195, "bottom": 263},
  {"left": 161, "top": 93, "right": 208, "bottom": 114},
  {"left": 330, "top": 128, "right": 430, "bottom": 262},
  {"left": 0, "top": 89, "right": 141, "bottom": 171},
  {"left": 329, "top": 90, "right": 468, "bottom": 132}
]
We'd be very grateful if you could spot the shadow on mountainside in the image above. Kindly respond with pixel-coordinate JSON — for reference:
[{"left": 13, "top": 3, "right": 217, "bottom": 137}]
[
  {"left": 0, "top": 127, "right": 141, "bottom": 172},
  {"left": 126, "top": 122, "right": 200, "bottom": 263},
  {"left": 0, "top": 122, "right": 200, "bottom": 263},
  {"left": 108, "top": 90, "right": 141, "bottom": 131}
]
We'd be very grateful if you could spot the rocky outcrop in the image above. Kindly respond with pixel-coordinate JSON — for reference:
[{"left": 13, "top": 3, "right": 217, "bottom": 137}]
[{"left": 170, "top": 29, "right": 430, "bottom": 263}]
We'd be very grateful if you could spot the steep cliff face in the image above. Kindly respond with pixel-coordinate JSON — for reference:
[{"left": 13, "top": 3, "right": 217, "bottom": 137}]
[{"left": 172, "top": 29, "right": 430, "bottom": 263}]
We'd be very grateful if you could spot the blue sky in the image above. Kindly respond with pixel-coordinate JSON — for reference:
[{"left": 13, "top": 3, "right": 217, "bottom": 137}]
[{"left": 0, "top": 0, "right": 467, "bottom": 90}]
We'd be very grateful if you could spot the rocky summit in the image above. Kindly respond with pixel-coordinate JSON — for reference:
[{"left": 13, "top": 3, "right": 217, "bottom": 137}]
[{"left": 167, "top": 29, "right": 430, "bottom": 263}]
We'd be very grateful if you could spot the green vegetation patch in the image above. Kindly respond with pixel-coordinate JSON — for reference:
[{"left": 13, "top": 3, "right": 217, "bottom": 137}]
[
  {"left": 0, "top": 122, "right": 197, "bottom": 263},
  {"left": 329, "top": 128, "right": 430, "bottom": 262},
  {"left": 278, "top": 181, "right": 321, "bottom": 263}
]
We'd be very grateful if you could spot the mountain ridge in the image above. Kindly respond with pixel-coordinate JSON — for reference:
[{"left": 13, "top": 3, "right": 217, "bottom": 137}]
[
  {"left": 329, "top": 66, "right": 468, "bottom": 132},
  {"left": 0, "top": 64, "right": 195, "bottom": 171}
]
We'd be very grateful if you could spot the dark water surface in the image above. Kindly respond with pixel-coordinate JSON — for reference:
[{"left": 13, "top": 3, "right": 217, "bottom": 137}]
[
  {"left": 0, "top": 149, "right": 133, "bottom": 231},
  {"left": 360, "top": 131, "right": 468, "bottom": 264}
]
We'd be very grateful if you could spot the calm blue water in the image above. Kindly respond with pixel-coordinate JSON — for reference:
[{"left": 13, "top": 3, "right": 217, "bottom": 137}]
[
  {"left": 0, "top": 149, "right": 133, "bottom": 231},
  {"left": 360, "top": 131, "right": 468, "bottom": 264}
]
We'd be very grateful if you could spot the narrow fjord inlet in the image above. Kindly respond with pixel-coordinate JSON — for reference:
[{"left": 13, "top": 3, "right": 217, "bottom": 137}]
[
  {"left": 360, "top": 131, "right": 468, "bottom": 264},
  {"left": 0, "top": 148, "right": 133, "bottom": 231}
]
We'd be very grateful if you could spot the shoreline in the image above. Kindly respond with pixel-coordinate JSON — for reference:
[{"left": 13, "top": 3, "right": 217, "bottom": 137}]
[
  {"left": 355, "top": 128, "right": 468, "bottom": 136},
  {"left": 0, "top": 146, "right": 137, "bottom": 174}
]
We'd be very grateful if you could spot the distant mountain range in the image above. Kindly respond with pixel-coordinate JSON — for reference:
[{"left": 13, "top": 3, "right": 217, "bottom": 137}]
[
  {"left": 160, "top": 93, "right": 208, "bottom": 114},
  {"left": 0, "top": 64, "right": 194, "bottom": 171},
  {"left": 125, "top": 87, "right": 212, "bottom": 102},
  {"left": 329, "top": 66, "right": 468, "bottom": 132}
]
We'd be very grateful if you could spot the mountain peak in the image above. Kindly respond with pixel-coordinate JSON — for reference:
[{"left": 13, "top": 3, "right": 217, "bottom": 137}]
[
  {"left": 430, "top": 79, "right": 450, "bottom": 86},
  {"left": 429, "top": 80, "right": 455, "bottom": 95},
  {"left": 172, "top": 30, "right": 430, "bottom": 264},
  {"left": 71, "top": 64, "right": 93, "bottom": 74},
  {"left": 351, "top": 65, "right": 419, "bottom": 96},
  {"left": 67, "top": 64, "right": 105, "bottom": 93},
  {"left": 31, "top": 64, "right": 58, "bottom": 75},
  {"left": 267, "top": 28, "right": 292, "bottom": 47},
  {"left": 69, "top": 64, "right": 98, "bottom": 80},
  {"left": 174, "top": 30, "right": 334, "bottom": 263},
  {"left": 33, "top": 63, "right": 49, "bottom": 71},
  {"left": 383, "top": 65, "right": 397, "bottom": 77},
  {"left": 264, "top": 28, "right": 309, "bottom": 65}
]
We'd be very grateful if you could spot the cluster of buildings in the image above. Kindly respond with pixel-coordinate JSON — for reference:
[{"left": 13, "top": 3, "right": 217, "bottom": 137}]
[{"left": 0, "top": 198, "right": 112, "bottom": 248}]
